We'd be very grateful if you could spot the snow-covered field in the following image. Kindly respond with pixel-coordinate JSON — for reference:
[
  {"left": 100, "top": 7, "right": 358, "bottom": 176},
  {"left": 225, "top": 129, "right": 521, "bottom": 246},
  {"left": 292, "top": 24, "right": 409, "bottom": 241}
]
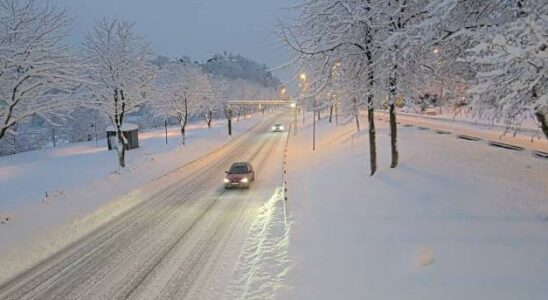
[
  {"left": 280, "top": 113, "right": 548, "bottom": 299},
  {"left": 0, "top": 116, "right": 262, "bottom": 283}
]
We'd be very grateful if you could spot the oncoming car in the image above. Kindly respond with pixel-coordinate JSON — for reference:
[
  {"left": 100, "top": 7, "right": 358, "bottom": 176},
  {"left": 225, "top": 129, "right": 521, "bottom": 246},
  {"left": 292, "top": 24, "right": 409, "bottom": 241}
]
[
  {"left": 272, "top": 123, "right": 284, "bottom": 132},
  {"left": 224, "top": 162, "right": 255, "bottom": 189}
]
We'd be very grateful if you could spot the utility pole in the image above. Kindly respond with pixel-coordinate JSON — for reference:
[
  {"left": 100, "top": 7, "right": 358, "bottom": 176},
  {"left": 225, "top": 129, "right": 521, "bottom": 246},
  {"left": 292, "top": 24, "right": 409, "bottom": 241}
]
[
  {"left": 313, "top": 98, "right": 316, "bottom": 151},
  {"left": 292, "top": 103, "right": 298, "bottom": 136},
  {"left": 164, "top": 119, "right": 168, "bottom": 144}
]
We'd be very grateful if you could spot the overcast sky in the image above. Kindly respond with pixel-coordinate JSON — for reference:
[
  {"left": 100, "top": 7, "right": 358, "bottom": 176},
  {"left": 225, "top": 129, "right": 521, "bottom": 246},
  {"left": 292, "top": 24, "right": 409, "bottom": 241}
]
[{"left": 53, "top": 0, "right": 294, "bottom": 80}]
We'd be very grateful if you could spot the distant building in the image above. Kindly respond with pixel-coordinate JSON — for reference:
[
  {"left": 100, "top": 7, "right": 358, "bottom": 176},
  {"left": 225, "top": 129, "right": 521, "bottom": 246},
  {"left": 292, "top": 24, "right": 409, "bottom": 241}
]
[{"left": 106, "top": 123, "right": 139, "bottom": 151}]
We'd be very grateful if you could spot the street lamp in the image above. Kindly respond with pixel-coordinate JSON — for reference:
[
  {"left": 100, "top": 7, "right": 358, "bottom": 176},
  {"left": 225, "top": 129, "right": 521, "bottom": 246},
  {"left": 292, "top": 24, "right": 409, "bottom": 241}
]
[
  {"left": 290, "top": 102, "right": 298, "bottom": 135},
  {"left": 299, "top": 72, "right": 307, "bottom": 125}
]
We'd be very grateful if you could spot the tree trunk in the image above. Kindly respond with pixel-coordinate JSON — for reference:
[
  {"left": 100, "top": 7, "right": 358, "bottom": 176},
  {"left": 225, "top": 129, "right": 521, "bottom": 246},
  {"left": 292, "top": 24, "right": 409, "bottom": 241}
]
[
  {"left": 353, "top": 99, "right": 360, "bottom": 132},
  {"left": 117, "top": 148, "right": 126, "bottom": 168},
  {"left": 313, "top": 110, "right": 316, "bottom": 151},
  {"left": 535, "top": 110, "right": 548, "bottom": 140},
  {"left": 7, "top": 125, "right": 18, "bottom": 154},
  {"left": 0, "top": 126, "right": 8, "bottom": 142},
  {"left": 164, "top": 119, "right": 168, "bottom": 145},
  {"left": 116, "top": 130, "right": 126, "bottom": 168},
  {"left": 329, "top": 105, "right": 334, "bottom": 123},
  {"left": 389, "top": 66, "right": 399, "bottom": 169},
  {"left": 181, "top": 125, "right": 186, "bottom": 146},
  {"left": 389, "top": 103, "right": 399, "bottom": 168},
  {"left": 0, "top": 96, "right": 17, "bottom": 142},
  {"left": 51, "top": 126, "right": 56, "bottom": 147},
  {"left": 368, "top": 104, "right": 377, "bottom": 176},
  {"left": 364, "top": 23, "right": 377, "bottom": 176}
]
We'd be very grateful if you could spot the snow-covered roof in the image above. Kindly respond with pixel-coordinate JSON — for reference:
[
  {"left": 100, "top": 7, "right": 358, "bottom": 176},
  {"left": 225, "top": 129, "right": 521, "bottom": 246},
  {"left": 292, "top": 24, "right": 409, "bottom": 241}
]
[{"left": 106, "top": 123, "right": 139, "bottom": 132}]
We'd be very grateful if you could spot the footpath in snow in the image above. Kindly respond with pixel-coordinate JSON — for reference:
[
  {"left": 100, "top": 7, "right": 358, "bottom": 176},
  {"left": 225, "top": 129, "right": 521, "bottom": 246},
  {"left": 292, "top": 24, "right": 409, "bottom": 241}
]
[
  {"left": 0, "top": 115, "right": 262, "bottom": 283},
  {"left": 280, "top": 112, "right": 548, "bottom": 299}
]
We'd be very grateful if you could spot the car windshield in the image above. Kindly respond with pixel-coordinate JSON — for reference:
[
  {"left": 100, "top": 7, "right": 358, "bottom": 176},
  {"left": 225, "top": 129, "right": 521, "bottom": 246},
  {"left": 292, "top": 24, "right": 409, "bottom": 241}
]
[{"left": 228, "top": 164, "right": 248, "bottom": 174}]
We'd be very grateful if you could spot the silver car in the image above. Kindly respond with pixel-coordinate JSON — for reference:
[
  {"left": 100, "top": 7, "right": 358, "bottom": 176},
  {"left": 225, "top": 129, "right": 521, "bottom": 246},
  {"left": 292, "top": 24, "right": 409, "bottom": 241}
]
[{"left": 271, "top": 124, "right": 284, "bottom": 132}]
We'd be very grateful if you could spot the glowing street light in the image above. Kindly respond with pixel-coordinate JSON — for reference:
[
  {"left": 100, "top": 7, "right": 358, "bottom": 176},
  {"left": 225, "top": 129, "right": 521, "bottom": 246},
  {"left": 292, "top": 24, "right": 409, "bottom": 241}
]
[
  {"left": 299, "top": 73, "right": 307, "bottom": 81},
  {"left": 280, "top": 87, "right": 287, "bottom": 97}
]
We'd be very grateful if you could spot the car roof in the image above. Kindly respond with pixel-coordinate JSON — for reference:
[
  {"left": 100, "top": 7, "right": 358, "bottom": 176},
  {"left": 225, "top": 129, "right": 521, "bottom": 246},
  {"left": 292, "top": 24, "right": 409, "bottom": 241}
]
[{"left": 231, "top": 162, "right": 250, "bottom": 166}]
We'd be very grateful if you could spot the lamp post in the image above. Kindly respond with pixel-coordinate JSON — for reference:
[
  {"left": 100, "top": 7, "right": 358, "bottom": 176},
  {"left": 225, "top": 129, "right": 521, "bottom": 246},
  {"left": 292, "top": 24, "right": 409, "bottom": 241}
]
[
  {"left": 290, "top": 102, "right": 297, "bottom": 136},
  {"left": 299, "top": 73, "right": 307, "bottom": 125}
]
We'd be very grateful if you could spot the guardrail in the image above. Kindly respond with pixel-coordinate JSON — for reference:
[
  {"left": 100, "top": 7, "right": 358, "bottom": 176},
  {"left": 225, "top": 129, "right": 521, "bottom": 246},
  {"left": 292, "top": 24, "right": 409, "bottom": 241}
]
[
  {"left": 401, "top": 123, "right": 547, "bottom": 160},
  {"left": 394, "top": 110, "right": 541, "bottom": 135}
]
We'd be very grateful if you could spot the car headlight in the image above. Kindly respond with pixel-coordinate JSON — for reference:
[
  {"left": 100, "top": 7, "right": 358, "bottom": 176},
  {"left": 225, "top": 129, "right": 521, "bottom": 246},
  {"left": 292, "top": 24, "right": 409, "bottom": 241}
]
[
  {"left": 280, "top": 126, "right": 284, "bottom": 130},
  {"left": 224, "top": 178, "right": 230, "bottom": 183},
  {"left": 272, "top": 126, "right": 276, "bottom": 130},
  {"left": 240, "top": 177, "right": 249, "bottom": 183}
]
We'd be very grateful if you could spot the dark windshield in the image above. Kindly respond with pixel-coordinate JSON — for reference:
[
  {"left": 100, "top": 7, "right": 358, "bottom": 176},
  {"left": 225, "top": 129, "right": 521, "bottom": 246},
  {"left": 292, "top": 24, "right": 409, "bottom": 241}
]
[{"left": 229, "top": 164, "right": 248, "bottom": 174}]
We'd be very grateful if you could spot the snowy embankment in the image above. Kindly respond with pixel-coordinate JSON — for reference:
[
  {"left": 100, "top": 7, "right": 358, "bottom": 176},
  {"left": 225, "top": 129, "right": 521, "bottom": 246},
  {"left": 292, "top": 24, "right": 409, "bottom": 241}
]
[
  {"left": 280, "top": 112, "right": 548, "bottom": 299},
  {"left": 0, "top": 116, "right": 261, "bottom": 283},
  {"left": 386, "top": 110, "right": 547, "bottom": 152}
]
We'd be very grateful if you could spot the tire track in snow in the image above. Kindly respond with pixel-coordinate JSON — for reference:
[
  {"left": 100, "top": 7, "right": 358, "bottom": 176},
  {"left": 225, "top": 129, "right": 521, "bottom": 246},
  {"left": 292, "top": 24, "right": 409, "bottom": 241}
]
[{"left": 0, "top": 115, "right": 286, "bottom": 300}]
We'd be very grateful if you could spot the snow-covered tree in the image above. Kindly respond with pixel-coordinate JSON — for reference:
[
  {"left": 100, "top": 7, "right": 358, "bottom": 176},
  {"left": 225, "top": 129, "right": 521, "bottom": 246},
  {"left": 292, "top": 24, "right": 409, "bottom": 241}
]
[
  {"left": 154, "top": 61, "right": 209, "bottom": 145},
  {"left": 280, "top": 0, "right": 381, "bottom": 175},
  {"left": 0, "top": 0, "right": 80, "bottom": 142},
  {"left": 423, "top": 0, "right": 547, "bottom": 139},
  {"left": 202, "top": 51, "right": 281, "bottom": 89},
  {"left": 82, "top": 19, "right": 156, "bottom": 167},
  {"left": 196, "top": 74, "right": 216, "bottom": 128},
  {"left": 371, "top": 0, "right": 429, "bottom": 168},
  {"left": 211, "top": 77, "right": 235, "bottom": 135},
  {"left": 466, "top": 1, "right": 547, "bottom": 138}
]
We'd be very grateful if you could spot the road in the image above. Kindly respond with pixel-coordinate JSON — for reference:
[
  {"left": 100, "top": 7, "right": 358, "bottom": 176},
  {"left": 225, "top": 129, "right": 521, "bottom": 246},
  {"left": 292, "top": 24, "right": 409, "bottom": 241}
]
[{"left": 0, "top": 114, "right": 288, "bottom": 300}]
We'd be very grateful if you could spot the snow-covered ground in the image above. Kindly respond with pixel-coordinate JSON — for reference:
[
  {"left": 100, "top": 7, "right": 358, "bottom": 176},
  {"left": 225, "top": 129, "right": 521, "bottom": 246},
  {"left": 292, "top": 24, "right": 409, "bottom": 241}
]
[
  {"left": 280, "top": 112, "right": 548, "bottom": 299},
  {"left": 0, "top": 116, "right": 262, "bottom": 283},
  {"left": 382, "top": 110, "right": 547, "bottom": 152},
  {"left": 392, "top": 109, "right": 548, "bottom": 150}
]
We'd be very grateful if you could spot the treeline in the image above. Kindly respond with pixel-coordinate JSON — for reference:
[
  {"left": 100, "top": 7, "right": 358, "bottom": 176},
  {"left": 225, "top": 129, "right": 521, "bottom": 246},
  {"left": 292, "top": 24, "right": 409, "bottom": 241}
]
[{"left": 0, "top": 0, "right": 281, "bottom": 162}]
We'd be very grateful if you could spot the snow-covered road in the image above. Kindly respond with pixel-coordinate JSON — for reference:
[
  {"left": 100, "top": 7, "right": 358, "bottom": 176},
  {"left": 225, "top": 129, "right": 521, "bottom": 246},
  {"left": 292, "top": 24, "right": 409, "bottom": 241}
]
[{"left": 0, "top": 115, "right": 290, "bottom": 299}]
